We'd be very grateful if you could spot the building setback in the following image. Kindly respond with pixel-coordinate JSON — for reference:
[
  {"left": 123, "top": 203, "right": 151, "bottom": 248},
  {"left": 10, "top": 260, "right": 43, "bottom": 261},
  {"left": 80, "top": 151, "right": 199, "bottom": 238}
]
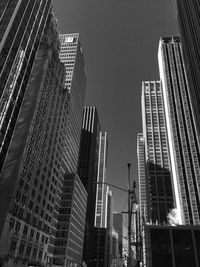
[
  {"left": 141, "top": 81, "right": 174, "bottom": 224},
  {"left": 175, "top": 0, "right": 200, "bottom": 138},
  {"left": 158, "top": 36, "right": 200, "bottom": 225}
]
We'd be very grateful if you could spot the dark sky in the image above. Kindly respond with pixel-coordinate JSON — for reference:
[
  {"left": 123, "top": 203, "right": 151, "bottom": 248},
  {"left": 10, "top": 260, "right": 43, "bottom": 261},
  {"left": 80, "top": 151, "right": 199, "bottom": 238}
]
[{"left": 52, "top": 0, "right": 179, "bottom": 212}]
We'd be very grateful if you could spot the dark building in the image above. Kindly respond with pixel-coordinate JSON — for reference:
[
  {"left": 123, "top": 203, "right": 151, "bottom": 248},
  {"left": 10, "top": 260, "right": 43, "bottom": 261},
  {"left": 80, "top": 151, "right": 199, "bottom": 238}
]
[
  {"left": 144, "top": 225, "right": 200, "bottom": 267},
  {"left": 89, "top": 228, "right": 109, "bottom": 267},
  {"left": 175, "top": 0, "right": 200, "bottom": 138},
  {"left": 78, "top": 107, "right": 101, "bottom": 265},
  {"left": 78, "top": 108, "right": 112, "bottom": 267},
  {"left": 0, "top": 11, "right": 67, "bottom": 266},
  {"left": 78, "top": 107, "right": 100, "bottom": 192}
]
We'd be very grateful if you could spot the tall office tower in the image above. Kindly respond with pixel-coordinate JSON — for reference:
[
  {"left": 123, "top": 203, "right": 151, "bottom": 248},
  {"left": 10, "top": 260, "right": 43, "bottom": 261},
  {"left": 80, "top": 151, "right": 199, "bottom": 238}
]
[
  {"left": 0, "top": 12, "right": 67, "bottom": 266},
  {"left": 47, "top": 34, "right": 87, "bottom": 266},
  {"left": 59, "top": 33, "right": 87, "bottom": 173},
  {"left": 106, "top": 189, "right": 113, "bottom": 267},
  {"left": 77, "top": 107, "right": 101, "bottom": 265},
  {"left": 137, "top": 133, "right": 147, "bottom": 221},
  {"left": 0, "top": 0, "right": 51, "bottom": 173},
  {"left": 78, "top": 107, "right": 101, "bottom": 194},
  {"left": 95, "top": 132, "right": 108, "bottom": 228},
  {"left": 141, "top": 81, "right": 174, "bottom": 224},
  {"left": 175, "top": 0, "right": 200, "bottom": 137},
  {"left": 158, "top": 36, "right": 200, "bottom": 225}
]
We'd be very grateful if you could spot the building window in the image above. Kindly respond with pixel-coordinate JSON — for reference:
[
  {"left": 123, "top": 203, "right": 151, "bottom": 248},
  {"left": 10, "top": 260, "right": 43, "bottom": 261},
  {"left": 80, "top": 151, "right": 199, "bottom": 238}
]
[
  {"left": 15, "top": 221, "right": 20, "bottom": 232},
  {"left": 23, "top": 225, "right": 28, "bottom": 235},
  {"left": 30, "top": 229, "right": 34, "bottom": 238},
  {"left": 10, "top": 240, "right": 17, "bottom": 252}
]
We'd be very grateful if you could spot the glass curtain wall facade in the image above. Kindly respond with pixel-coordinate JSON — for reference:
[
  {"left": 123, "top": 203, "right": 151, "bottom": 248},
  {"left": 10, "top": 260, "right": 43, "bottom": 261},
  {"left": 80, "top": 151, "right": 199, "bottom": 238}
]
[
  {"left": 0, "top": 12, "right": 67, "bottom": 267},
  {"left": 59, "top": 33, "right": 87, "bottom": 173},
  {"left": 158, "top": 36, "right": 200, "bottom": 225},
  {"left": 175, "top": 0, "right": 200, "bottom": 137},
  {"left": 141, "top": 81, "right": 174, "bottom": 224},
  {"left": 77, "top": 107, "right": 101, "bottom": 265},
  {"left": 0, "top": 0, "right": 51, "bottom": 174}
]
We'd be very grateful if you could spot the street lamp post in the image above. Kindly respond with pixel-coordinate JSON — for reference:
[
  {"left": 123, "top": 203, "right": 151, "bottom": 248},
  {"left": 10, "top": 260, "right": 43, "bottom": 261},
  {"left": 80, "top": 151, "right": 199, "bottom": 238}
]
[
  {"left": 93, "top": 164, "right": 139, "bottom": 267},
  {"left": 127, "top": 163, "right": 132, "bottom": 267}
]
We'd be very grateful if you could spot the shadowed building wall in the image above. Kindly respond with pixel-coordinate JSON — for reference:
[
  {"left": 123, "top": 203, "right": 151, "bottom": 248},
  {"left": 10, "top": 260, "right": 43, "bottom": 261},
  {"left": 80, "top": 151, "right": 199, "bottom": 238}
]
[
  {"left": 77, "top": 107, "right": 101, "bottom": 265},
  {"left": 144, "top": 225, "right": 200, "bottom": 267},
  {"left": 141, "top": 81, "right": 174, "bottom": 224}
]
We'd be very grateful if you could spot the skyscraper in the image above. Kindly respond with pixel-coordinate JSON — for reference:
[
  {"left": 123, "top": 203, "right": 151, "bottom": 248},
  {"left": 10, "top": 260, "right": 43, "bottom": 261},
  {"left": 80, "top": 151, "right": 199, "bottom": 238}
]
[
  {"left": 77, "top": 107, "right": 101, "bottom": 265},
  {"left": 78, "top": 107, "right": 101, "bottom": 192},
  {"left": 0, "top": 0, "right": 51, "bottom": 173},
  {"left": 141, "top": 81, "right": 174, "bottom": 224},
  {"left": 95, "top": 132, "right": 108, "bottom": 228},
  {"left": 0, "top": 11, "right": 67, "bottom": 266},
  {"left": 137, "top": 134, "right": 147, "bottom": 221},
  {"left": 59, "top": 33, "right": 87, "bottom": 173},
  {"left": 158, "top": 36, "right": 200, "bottom": 225},
  {"left": 175, "top": 0, "right": 200, "bottom": 137},
  {"left": 47, "top": 34, "right": 87, "bottom": 266}
]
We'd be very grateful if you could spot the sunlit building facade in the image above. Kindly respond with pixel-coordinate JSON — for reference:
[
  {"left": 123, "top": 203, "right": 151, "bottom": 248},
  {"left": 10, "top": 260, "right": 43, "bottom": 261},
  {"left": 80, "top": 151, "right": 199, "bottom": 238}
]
[
  {"left": 175, "top": 0, "right": 200, "bottom": 137},
  {"left": 137, "top": 133, "right": 147, "bottom": 221},
  {"left": 158, "top": 36, "right": 200, "bottom": 225},
  {"left": 0, "top": 0, "right": 51, "bottom": 174},
  {"left": 141, "top": 81, "right": 174, "bottom": 224},
  {"left": 95, "top": 132, "right": 108, "bottom": 228}
]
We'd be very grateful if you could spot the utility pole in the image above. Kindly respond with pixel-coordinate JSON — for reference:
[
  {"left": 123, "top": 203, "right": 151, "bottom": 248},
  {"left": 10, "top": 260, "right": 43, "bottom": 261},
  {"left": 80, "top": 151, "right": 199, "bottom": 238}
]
[
  {"left": 93, "top": 164, "right": 139, "bottom": 267},
  {"left": 127, "top": 163, "right": 138, "bottom": 267},
  {"left": 127, "top": 163, "right": 132, "bottom": 267}
]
